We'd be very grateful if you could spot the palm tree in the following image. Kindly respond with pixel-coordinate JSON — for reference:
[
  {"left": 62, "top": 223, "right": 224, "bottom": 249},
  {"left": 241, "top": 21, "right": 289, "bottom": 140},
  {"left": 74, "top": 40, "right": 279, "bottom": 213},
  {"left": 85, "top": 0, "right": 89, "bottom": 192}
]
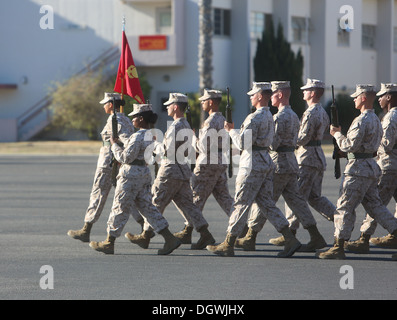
[{"left": 198, "top": 0, "right": 213, "bottom": 123}]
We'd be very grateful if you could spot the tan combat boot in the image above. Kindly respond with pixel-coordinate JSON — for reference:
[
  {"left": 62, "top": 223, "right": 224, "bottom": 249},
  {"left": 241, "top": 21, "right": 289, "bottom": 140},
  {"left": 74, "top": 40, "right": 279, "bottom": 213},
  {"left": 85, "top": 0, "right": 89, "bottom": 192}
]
[
  {"left": 269, "top": 229, "right": 296, "bottom": 246},
  {"left": 191, "top": 225, "right": 216, "bottom": 250},
  {"left": 158, "top": 228, "right": 182, "bottom": 255},
  {"left": 370, "top": 230, "right": 397, "bottom": 249},
  {"left": 277, "top": 227, "right": 301, "bottom": 258},
  {"left": 316, "top": 238, "right": 345, "bottom": 260},
  {"left": 235, "top": 228, "right": 257, "bottom": 251},
  {"left": 137, "top": 219, "right": 145, "bottom": 232},
  {"left": 89, "top": 234, "right": 115, "bottom": 254},
  {"left": 125, "top": 230, "right": 155, "bottom": 249},
  {"left": 238, "top": 224, "right": 249, "bottom": 238},
  {"left": 206, "top": 233, "right": 237, "bottom": 257},
  {"left": 344, "top": 233, "right": 370, "bottom": 253},
  {"left": 299, "top": 225, "right": 327, "bottom": 252},
  {"left": 67, "top": 222, "right": 93, "bottom": 243},
  {"left": 173, "top": 225, "right": 193, "bottom": 244}
]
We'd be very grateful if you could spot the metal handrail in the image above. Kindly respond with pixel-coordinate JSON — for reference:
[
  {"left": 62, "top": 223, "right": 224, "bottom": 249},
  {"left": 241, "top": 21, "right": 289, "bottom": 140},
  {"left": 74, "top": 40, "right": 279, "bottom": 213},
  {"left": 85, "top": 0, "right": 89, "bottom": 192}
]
[{"left": 17, "top": 45, "right": 120, "bottom": 137}]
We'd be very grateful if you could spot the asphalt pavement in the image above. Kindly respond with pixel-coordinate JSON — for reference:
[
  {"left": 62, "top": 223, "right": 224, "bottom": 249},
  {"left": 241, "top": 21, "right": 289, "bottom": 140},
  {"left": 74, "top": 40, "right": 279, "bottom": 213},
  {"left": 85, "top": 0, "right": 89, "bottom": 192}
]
[{"left": 0, "top": 154, "right": 396, "bottom": 302}]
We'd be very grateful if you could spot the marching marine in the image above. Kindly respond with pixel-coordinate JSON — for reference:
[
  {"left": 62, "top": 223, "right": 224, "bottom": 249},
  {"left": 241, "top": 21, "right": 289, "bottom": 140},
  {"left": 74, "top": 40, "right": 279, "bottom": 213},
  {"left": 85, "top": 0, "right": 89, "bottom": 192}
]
[
  {"left": 237, "top": 81, "right": 327, "bottom": 252},
  {"left": 206, "top": 82, "right": 301, "bottom": 258},
  {"left": 89, "top": 104, "right": 181, "bottom": 255},
  {"left": 127, "top": 93, "right": 216, "bottom": 250},
  {"left": 345, "top": 83, "right": 397, "bottom": 253},
  {"left": 175, "top": 89, "right": 234, "bottom": 243},
  {"left": 278, "top": 79, "right": 335, "bottom": 245},
  {"left": 318, "top": 84, "right": 397, "bottom": 259},
  {"left": 67, "top": 93, "right": 143, "bottom": 243}
]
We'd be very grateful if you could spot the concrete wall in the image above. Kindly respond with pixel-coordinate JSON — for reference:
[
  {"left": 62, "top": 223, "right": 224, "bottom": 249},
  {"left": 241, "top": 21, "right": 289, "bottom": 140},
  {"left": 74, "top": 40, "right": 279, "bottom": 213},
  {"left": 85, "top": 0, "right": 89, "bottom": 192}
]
[
  {"left": 0, "top": 119, "right": 17, "bottom": 142},
  {"left": 1, "top": 0, "right": 396, "bottom": 141},
  {"left": 0, "top": 0, "right": 121, "bottom": 141}
]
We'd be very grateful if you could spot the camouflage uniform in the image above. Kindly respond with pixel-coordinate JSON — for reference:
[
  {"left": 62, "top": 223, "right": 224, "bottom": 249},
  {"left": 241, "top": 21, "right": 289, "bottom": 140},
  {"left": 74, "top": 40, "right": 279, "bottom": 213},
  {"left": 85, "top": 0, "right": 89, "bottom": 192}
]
[
  {"left": 359, "top": 107, "right": 397, "bottom": 234},
  {"left": 149, "top": 117, "right": 209, "bottom": 231},
  {"left": 107, "top": 129, "right": 169, "bottom": 237},
  {"left": 333, "top": 109, "right": 397, "bottom": 240},
  {"left": 84, "top": 112, "right": 143, "bottom": 226},
  {"left": 226, "top": 106, "right": 289, "bottom": 236},
  {"left": 191, "top": 112, "right": 233, "bottom": 216},
  {"left": 248, "top": 105, "right": 317, "bottom": 231},
  {"left": 284, "top": 102, "right": 335, "bottom": 225}
]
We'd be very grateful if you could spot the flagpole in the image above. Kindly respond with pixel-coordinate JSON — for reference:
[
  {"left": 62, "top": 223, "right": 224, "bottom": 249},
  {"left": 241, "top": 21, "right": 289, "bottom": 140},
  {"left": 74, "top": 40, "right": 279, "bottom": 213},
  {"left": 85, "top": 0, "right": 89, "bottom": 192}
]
[
  {"left": 120, "top": 16, "right": 125, "bottom": 113},
  {"left": 114, "top": 15, "right": 145, "bottom": 107}
]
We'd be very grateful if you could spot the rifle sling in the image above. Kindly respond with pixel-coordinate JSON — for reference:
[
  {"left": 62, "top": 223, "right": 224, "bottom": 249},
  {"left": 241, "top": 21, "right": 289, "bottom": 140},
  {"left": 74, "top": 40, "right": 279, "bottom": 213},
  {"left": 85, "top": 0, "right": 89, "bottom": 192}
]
[
  {"left": 275, "top": 146, "right": 295, "bottom": 153},
  {"left": 129, "top": 159, "right": 147, "bottom": 166},
  {"left": 347, "top": 153, "right": 374, "bottom": 160},
  {"left": 305, "top": 140, "right": 322, "bottom": 147},
  {"left": 103, "top": 141, "right": 124, "bottom": 147},
  {"left": 252, "top": 145, "right": 269, "bottom": 151}
]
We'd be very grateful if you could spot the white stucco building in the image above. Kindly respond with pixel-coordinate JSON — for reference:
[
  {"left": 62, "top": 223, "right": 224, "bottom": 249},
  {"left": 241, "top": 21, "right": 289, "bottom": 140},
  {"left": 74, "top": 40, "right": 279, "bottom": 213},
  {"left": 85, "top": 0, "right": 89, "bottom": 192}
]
[{"left": 0, "top": 0, "right": 396, "bottom": 141}]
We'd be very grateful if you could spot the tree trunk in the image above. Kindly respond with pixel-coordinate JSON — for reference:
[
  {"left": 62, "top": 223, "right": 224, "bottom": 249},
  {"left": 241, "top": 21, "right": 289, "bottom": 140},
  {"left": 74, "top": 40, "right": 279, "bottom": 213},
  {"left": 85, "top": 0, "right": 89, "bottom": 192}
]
[{"left": 198, "top": 0, "right": 213, "bottom": 124}]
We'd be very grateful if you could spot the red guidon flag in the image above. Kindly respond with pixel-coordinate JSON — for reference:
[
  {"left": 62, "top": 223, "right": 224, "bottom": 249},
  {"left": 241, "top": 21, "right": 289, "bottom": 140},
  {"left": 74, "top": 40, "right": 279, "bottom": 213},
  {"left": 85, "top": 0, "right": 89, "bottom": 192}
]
[{"left": 114, "top": 31, "right": 145, "bottom": 104}]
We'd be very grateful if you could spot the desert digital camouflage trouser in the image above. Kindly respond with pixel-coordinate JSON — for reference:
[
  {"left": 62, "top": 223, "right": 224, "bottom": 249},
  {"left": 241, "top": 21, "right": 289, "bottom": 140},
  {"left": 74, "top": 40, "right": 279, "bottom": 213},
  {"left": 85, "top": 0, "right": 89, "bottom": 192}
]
[
  {"left": 149, "top": 176, "right": 209, "bottom": 231},
  {"left": 334, "top": 174, "right": 397, "bottom": 240},
  {"left": 191, "top": 164, "right": 233, "bottom": 217},
  {"left": 359, "top": 172, "right": 397, "bottom": 235},
  {"left": 247, "top": 172, "right": 317, "bottom": 232},
  {"left": 227, "top": 169, "right": 289, "bottom": 236},
  {"left": 284, "top": 165, "right": 335, "bottom": 228},
  {"left": 84, "top": 167, "right": 143, "bottom": 226},
  {"left": 107, "top": 173, "right": 169, "bottom": 238}
]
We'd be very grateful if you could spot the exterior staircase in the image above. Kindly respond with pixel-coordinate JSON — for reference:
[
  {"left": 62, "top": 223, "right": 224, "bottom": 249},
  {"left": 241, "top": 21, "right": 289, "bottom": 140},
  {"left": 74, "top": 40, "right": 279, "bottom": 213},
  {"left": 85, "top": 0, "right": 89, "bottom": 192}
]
[{"left": 17, "top": 45, "right": 120, "bottom": 141}]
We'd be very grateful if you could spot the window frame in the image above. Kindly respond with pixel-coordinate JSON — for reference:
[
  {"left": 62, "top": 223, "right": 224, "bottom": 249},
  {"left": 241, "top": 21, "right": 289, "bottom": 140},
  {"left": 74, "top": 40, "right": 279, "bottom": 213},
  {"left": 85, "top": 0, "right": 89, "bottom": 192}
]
[
  {"left": 156, "top": 6, "right": 172, "bottom": 35},
  {"left": 393, "top": 27, "right": 397, "bottom": 52},
  {"left": 362, "top": 24, "right": 376, "bottom": 50},
  {"left": 337, "top": 19, "right": 351, "bottom": 47},
  {"left": 213, "top": 8, "right": 231, "bottom": 37},
  {"left": 250, "top": 12, "right": 272, "bottom": 40},
  {"left": 291, "top": 16, "right": 310, "bottom": 44}
]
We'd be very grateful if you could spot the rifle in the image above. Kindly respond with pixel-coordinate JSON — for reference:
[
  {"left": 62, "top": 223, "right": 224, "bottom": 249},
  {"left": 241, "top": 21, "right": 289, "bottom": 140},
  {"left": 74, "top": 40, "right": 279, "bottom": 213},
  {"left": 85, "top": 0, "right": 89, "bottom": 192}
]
[
  {"left": 147, "top": 99, "right": 160, "bottom": 178},
  {"left": 330, "top": 85, "right": 341, "bottom": 179},
  {"left": 185, "top": 100, "right": 196, "bottom": 171},
  {"left": 225, "top": 87, "right": 233, "bottom": 178},
  {"left": 111, "top": 98, "right": 118, "bottom": 140},
  {"left": 110, "top": 98, "right": 125, "bottom": 186}
]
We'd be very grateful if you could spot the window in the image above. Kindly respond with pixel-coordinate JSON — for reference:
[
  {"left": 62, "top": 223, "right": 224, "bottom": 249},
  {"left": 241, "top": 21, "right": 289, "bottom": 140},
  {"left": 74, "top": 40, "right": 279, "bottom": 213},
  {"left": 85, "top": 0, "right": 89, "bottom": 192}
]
[
  {"left": 214, "top": 8, "right": 231, "bottom": 36},
  {"left": 156, "top": 7, "right": 172, "bottom": 34},
  {"left": 362, "top": 24, "right": 376, "bottom": 50},
  {"left": 251, "top": 12, "right": 264, "bottom": 39},
  {"left": 291, "top": 17, "right": 309, "bottom": 44},
  {"left": 394, "top": 27, "right": 397, "bottom": 52},
  {"left": 250, "top": 12, "right": 272, "bottom": 39},
  {"left": 337, "top": 20, "right": 350, "bottom": 47}
]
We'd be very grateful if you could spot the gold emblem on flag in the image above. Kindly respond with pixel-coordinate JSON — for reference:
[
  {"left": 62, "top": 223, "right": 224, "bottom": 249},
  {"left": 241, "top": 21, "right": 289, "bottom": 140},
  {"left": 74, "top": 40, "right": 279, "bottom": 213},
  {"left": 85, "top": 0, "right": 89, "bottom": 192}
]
[
  {"left": 134, "top": 95, "right": 143, "bottom": 103},
  {"left": 126, "top": 65, "right": 138, "bottom": 79}
]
